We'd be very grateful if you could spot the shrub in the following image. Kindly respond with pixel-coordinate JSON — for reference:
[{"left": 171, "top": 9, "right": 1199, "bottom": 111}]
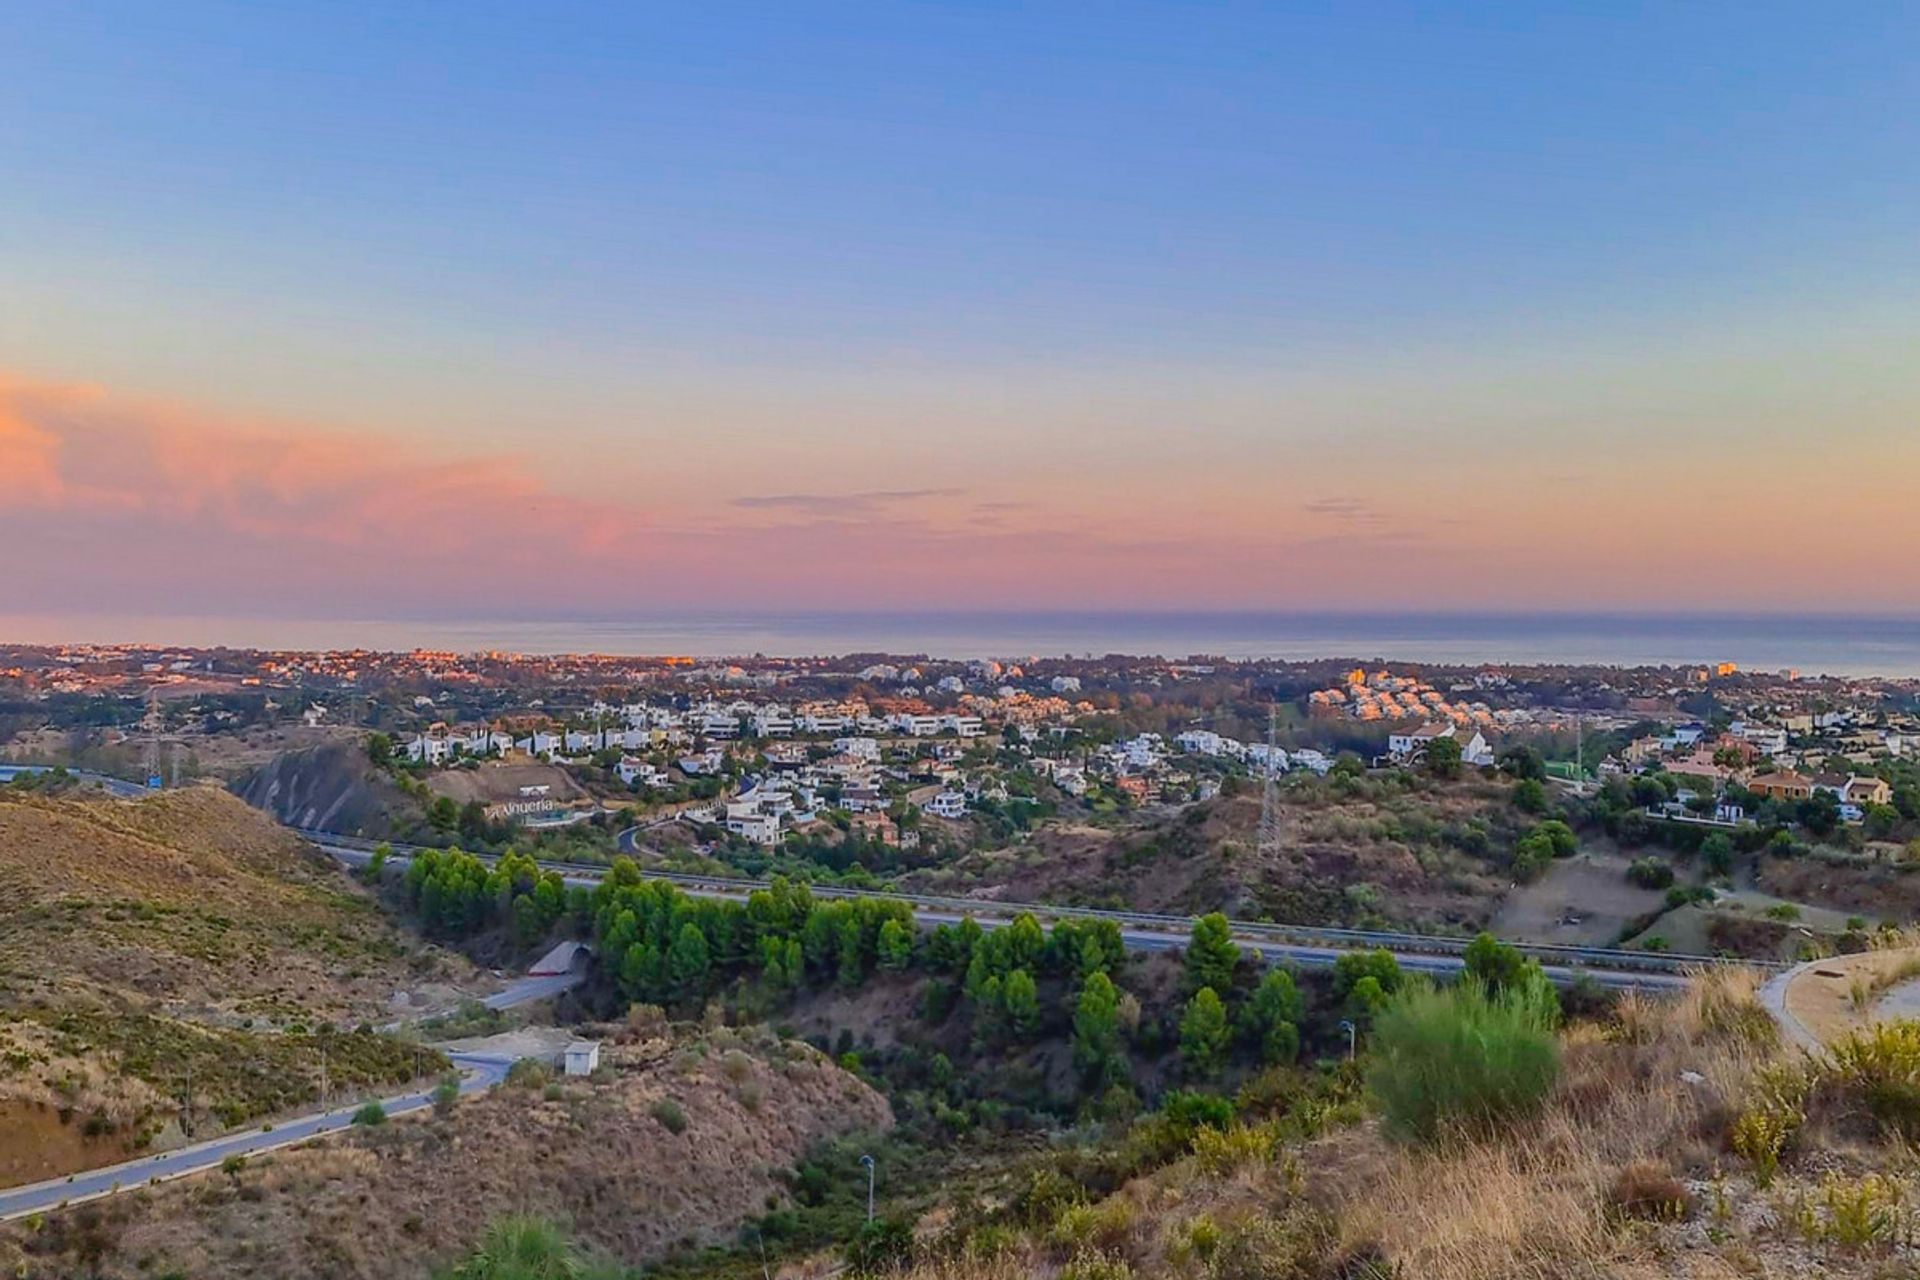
[
  {"left": 1820, "top": 1021, "right": 1920, "bottom": 1139},
  {"left": 1627, "top": 857, "right": 1674, "bottom": 890},
  {"left": 351, "top": 1102, "right": 387, "bottom": 1126},
  {"left": 1189, "top": 1123, "right": 1277, "bottom": 1176},
  {"left": 650, "top": 1097, "right": 688, "bottom": 1134},
  {"left": 1367, "top": 975, "right": 1560, "bottom": 1142},
  {"left": 1512, "top": 778, "right": 1548, "bottom": 814},
  {"left": 1607, "top": 1159, "right": 1693, "bottom": 1222},
  {"left": 1058, "top": 1248, "right": 1133, "bottom": 1280},
  {"left": 1791, "top": 1172, "right": 1908, "bottom": 1248},
  {"left": 1203, "top": 1208, "right": 1339, "bottom": 1280},
  {"left": 504, "top": 1058, "right": 551, "bottom": 1089},
  {"left": 434, "top": 1215, "right": 611, "bottom": 1279},
  {"left": 1049, "top": 1197, "right": 1135, "bottom": 1254},
  {"left": 844, "top": 1217, "right": 914, "bottom": 1276},
  {"left": 1170, "top": 1214, "right": 1222, "bottom": 1267},
  {"left": 1160, "top": 1089, "right": 1235, "bottom": 1135},
  {"left": 1730, "top": 1065, "right": 1808, "bottom": 1186},
  {"left": 432, "top": 1075, "right": 461, "bottom": 1118}
]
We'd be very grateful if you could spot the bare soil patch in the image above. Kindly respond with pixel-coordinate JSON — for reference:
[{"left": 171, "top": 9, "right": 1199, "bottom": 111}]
[
  {"left": 1489, "top": 848, "right": 1666, "bottom": 946},
  {"left": 424, "top": 760, "right": 586, "bottom": 807}
]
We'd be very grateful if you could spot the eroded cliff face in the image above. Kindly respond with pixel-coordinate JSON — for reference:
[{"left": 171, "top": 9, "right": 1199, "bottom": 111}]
[{"left": 234, "top": 738, "right": 416, "bottom": 837}]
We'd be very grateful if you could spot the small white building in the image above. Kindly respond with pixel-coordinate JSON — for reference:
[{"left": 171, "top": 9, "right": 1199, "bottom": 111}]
[
  {"left": 925, "top": 789, "right": 969, "bottom": 819},
  {"left": 617, "top": 757, "right": 666, "bottom": 787},
  {"left": 728, "top": 811, "right": 782, "bottom": 846},
  {"left": 563, "top": 1041, "right": 601, "bottom": 1077},
  {"left": 941, "top": 714, "right": 985, "bottom": 738}
]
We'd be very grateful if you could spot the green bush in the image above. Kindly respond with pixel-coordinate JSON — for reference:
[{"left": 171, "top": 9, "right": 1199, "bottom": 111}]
[
  {"left": 844, "top": 1217, "right": 915, "bottom": 1276},
  {"left": 1822, "top": 1021, "right": 1920, "bottom": 1139},
  {"left": 351, "top": 1102, "right": 387, "bottom": 1126},
  {"left": 432, "top": 1215, "right": 621, "bottom": 1279},
  {"left": 1627, "top": 857, "right": 1674, "bottom": 890},
  {"left": 650, "top": 1097, "right": 688, "bottom": 1134},
  {"left": 503, "top": 1058, "right": 551, "bottom": 1089},
  {"left": 1368, "top": 974, "right": 1560, "bottom": 1142}
]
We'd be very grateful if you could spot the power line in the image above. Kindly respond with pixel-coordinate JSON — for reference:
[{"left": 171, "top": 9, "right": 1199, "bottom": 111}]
[{"left": 1257, "top": 704, "right": 1282, "bottom": 860}]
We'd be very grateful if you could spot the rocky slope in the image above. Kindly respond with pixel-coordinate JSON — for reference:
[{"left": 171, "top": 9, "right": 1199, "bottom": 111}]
[{"left": 233, "top": 738, "right": 418, "bottom": 838}]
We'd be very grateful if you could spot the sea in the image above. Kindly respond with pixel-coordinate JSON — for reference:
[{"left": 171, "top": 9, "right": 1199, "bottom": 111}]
[{"left": 5, "top": 612, "right": 1920, "bottom": 679}]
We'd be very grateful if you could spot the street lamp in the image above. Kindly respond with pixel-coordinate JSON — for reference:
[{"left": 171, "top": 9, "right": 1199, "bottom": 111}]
[
  {"left": 859, "top": 1153, "right": 876, "bottom": 1223},
  {"left": 1338, "top": 1019, "right": 1356, "bottom": 1061}
]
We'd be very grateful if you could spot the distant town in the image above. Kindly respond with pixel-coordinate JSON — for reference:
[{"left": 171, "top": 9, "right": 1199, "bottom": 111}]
[{"left": 5, "top": 641, "right": 1917, "bottom": 863}]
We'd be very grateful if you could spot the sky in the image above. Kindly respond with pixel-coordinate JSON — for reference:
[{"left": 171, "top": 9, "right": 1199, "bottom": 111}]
[{"left": 5, "top": 2, "right": 1920, "bottom": 638}]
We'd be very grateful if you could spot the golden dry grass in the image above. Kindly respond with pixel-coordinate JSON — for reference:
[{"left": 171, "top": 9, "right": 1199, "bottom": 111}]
[
  {"left": 0, "top": 1027, "right": 892, "bottom": 1280},
  {"left": 0, "top": 786, "right": 482, "bottom": 1023},
  {"left": 895, "top": 969, "right": 1845, "bottom": 1280}
]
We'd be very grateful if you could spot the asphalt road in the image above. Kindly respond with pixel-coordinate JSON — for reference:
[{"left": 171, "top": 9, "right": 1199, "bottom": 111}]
[
  {"left": 0, "top": 763, "right": 148, "bottom": 798},
  {"left": 0, "top": 974, "right": 576, "bottom": 1223}
]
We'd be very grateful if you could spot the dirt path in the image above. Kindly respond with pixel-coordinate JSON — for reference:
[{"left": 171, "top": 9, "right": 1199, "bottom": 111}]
[{"left": 1760, "top": 947, "right": 1920, "bottom": 1054}]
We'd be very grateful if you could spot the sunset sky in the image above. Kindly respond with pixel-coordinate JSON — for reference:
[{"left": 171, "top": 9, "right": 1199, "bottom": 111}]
[{"left": 6, "top": 4, "right": 1920, "bottom": 634}]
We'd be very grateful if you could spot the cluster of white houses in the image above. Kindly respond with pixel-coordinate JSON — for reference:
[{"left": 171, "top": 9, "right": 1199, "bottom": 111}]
[{"left": 402, "top": 698, "right": 992, "bottom": 767}]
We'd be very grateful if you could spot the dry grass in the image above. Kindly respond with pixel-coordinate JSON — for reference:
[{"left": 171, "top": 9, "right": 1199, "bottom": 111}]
[
  {"left": 0, "top": 788, "right": 490, "bottom": 1185},
  {"left": 0, "top": 787, "right": 483, "bottom": 1025},
  {"left": 0, "top": 1027, "right": 892, "bottom": 1280},
  {"left": 1316, "top": 970, "right": 1774, "bottom": 1279},
  {"left": 900, "top": 969, "right": 1835, "bottom": 1280}
]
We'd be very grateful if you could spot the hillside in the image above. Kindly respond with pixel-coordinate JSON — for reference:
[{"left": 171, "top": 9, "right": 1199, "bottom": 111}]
[
  {"left": 234, "top": 738, "right": 421, "bottom": 838},
  {"left": 0, "top": 1020, "right": 892, "bottom": 1280},
  {"left": 0, "top": 785, "right": 479, "bottom": 1022},
  {"left": 907, "top": 775, "right": 1526, "bottom": 932},
  {"left": 799, "top": 968, "right": 1920, "bottom": 1280},
  {"left": 0, "top": 786, "right": 489, "bottom": 1183}
]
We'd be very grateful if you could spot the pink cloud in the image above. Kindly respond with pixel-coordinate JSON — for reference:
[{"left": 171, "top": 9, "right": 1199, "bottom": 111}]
[{"left": 7, "top": 368, "right": 1916, "bottom": 624}]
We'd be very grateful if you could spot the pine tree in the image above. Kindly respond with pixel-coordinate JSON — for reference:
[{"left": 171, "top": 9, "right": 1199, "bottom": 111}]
[
  {"left": 1179, "top": 987, "right": 1230, "bottom": 1074},
  {"left": 1073, "top": 971, "right": 1123, "bottom": 1075},
  {"left": 1002, "top": 968, "right": 1040, "bottom": 1039},
  {"left": 877, "top": 918, "right": 914, "bottom": 971},
  {"left": 1242, "top": 968, "right": 1303, "bottom": 1063},
  {"left": 1185, "top": 913, "right": 1239, "bottom": 995},
  {"left": 666, "top": 922, "right": 711, "bottom": 1001}
]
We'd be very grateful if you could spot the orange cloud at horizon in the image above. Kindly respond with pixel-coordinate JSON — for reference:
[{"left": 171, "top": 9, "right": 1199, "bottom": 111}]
[{"left": 2, "top": 368, "right": 1917, "bottom": 620}]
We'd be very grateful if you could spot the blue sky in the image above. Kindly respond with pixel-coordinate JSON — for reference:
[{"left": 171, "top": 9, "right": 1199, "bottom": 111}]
[{"left": 4, "top": 3, "right": 1919, "bottom": 622}]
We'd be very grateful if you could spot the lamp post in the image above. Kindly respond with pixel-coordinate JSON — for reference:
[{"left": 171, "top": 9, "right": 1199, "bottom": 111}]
[
  {"left": 1338, "top": 1019, "right": 1356, "bottom": 1061},
  {"left": 859, "top": 1153, "right": 876, "bottom": 1223}
]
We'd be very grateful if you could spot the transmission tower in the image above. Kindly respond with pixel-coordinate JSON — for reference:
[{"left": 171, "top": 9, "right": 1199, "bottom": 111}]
[
  {"left": 142, "top": 688, "right": 163, "bottom": 790},
  {"left": 1257, "top": 704, "right": 1282, "bottom": 859}
]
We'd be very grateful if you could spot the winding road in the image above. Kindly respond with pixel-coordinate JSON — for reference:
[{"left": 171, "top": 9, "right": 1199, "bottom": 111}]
[{"left": 0, "top": 978, "right": 577, "bottom": 1223}]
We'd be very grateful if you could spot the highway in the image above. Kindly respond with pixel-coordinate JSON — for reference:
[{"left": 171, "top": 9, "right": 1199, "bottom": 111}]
[
  {"left": 0, "top": 763, "right": 149, "bottom": 798},
  {"left": 315, "top": 835, "right": 1708, "bottom": 993},
  {"left": 0, "top": 980, "right": 575, "bottom": 1223}
]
